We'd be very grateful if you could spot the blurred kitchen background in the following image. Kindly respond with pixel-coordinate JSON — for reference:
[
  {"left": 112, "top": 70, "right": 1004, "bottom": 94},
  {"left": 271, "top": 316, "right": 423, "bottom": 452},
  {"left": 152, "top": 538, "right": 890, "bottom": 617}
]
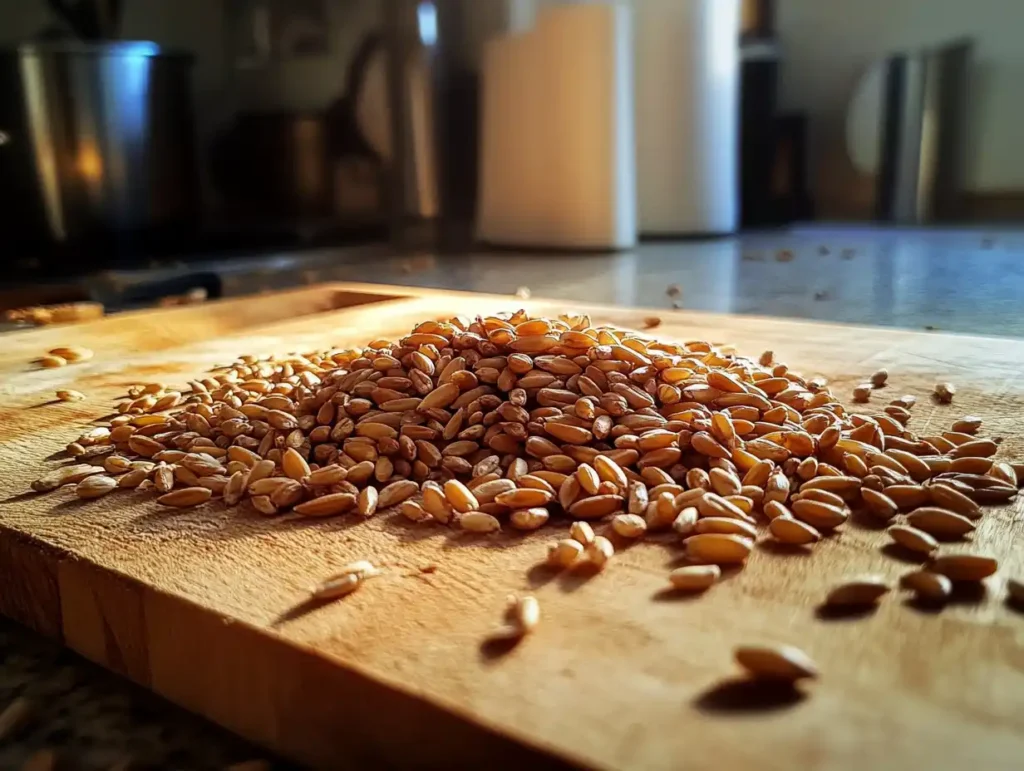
[{"left": 1, "top": 0, "right": 1023, "bottom": 330}]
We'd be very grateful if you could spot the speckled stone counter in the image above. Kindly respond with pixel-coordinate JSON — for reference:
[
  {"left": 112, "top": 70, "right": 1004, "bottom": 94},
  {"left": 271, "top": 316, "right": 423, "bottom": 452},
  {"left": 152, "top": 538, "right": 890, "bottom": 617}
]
[
  {"left": 58, "top": 225, "right": 1024, "bottom": 339},
  {"left": 0, "top": 619, "right": 293, "bottom": 770}
]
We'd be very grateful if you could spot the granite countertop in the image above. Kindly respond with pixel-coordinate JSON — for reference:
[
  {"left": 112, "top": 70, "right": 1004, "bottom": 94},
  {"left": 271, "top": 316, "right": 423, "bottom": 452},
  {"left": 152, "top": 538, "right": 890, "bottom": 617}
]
[
  {"left": 43, "top": 224, "right": 1024, "bottom": 339},
  {"left": 3, "top": 224, "right": 1024, "bottom": 768},
  {"left": 0, "top": 620, "right": 292, "bottom": 771}
]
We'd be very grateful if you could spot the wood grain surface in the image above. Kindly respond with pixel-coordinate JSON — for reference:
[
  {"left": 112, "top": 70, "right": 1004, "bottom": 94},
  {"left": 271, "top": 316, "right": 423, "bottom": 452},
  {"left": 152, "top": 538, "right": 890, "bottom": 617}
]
[{"left": 1, "top": 284, "right": 1024, "bottom": 770}]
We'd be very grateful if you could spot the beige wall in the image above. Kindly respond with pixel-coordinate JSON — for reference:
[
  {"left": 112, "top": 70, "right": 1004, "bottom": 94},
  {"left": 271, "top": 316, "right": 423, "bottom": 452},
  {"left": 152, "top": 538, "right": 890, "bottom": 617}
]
[{"left": 776, "top": 0, "right": 1024, "bottom": 216}]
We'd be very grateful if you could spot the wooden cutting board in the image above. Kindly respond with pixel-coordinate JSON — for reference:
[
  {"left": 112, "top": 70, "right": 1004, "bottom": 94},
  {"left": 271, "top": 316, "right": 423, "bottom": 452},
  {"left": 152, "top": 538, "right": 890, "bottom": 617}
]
[{"left": 2, "top": 283, "right": 1023, "bottom": 770}]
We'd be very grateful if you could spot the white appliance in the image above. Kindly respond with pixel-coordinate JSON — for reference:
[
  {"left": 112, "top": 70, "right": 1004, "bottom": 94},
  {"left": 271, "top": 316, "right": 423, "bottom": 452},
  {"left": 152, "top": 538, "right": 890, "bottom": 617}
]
[
  {"left": 476, "top": 2, "right": 637, "bottom": 250},
  {"left": 634, "top": 0, "right": 740, "bottom": 235}
]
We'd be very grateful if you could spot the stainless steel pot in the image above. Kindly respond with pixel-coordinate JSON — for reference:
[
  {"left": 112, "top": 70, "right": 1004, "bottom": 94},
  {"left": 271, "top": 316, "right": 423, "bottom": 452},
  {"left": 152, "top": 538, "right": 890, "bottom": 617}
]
[{"left": 0, "top": 41, "right": 198, "bottom": 245}]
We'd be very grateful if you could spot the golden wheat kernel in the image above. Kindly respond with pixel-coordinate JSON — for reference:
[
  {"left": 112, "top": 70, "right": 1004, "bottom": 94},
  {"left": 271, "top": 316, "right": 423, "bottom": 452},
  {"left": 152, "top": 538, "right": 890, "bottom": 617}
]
[
  {"left": 734, "top": 644, "right": 818, "bottom": 681},
  {"left": 668, "top": 564, "right": 720, "bottom": 591}
]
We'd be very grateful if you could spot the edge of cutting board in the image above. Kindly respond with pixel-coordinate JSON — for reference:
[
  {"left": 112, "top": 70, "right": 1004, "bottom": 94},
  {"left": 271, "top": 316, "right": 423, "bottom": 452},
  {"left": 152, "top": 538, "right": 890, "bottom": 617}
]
[
  {"left": 0, "top": 526, "right": 578, "bottom": 770},
  {"left": 0, "top": 285, "right": 402, "bottom": 369}
]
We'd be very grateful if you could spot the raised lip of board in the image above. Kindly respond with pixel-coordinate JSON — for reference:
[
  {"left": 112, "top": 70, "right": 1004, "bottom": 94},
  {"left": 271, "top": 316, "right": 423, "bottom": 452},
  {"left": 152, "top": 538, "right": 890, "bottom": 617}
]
[{"left": 1, "top": 285, "right": 402, "bottom": 346}]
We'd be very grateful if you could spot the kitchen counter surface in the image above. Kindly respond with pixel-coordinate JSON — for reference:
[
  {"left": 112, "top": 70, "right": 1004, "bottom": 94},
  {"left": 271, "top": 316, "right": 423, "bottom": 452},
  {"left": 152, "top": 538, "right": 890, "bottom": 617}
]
[
  {"left": 54, "top": 225, "right": 1024, "bottom": 339},
  {"left": 0, "top": 619, "right": 291, "bottom": 770},
  {"left": 2, "top": 224, "right": 1024, "bottom": 768}
]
